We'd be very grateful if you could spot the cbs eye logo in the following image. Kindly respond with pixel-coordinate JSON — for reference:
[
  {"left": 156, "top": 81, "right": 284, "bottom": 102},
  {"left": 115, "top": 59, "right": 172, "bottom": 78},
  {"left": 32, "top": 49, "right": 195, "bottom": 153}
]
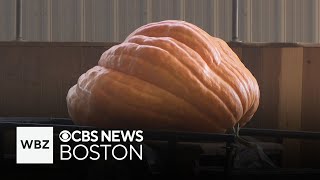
[{"left": 59, "top": 130, "right": 71, "bottom": 142}]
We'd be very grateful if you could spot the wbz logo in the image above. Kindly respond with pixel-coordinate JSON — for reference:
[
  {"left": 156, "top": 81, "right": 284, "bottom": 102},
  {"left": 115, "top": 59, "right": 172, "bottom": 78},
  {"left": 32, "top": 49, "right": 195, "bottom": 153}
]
[
  {"left": 20, "top": 139, "right": 50, "bottom": 149},
  {"left": 16, "top": 127, "right": 53, "bottom": 164}
]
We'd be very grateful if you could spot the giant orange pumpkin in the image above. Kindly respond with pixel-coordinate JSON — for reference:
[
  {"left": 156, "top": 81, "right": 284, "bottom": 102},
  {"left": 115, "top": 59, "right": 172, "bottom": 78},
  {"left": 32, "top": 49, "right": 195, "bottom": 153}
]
[{"left": 66, "top": 20, "right": 260, "bottom": 133}]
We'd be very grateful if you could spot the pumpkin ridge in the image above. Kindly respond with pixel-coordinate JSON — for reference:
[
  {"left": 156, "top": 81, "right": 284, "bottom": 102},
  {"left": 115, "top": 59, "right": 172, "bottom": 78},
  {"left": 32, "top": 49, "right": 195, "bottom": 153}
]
[
  {"left": 126, "top": 35, "right": 243, "bottom": 122},
  {"left": 163, "top": 36, "right": 248, "bottom": 120},
  {"left": 163, "top": 38, "right": 244, "bottom": 121},
  {"left": 216, "top": 39, "right": 260, "bottom": 124},
  {"left": 214, "top": 38, "right": 258, "bottom": 114},
  {"left": 102, "top": 70, "right": 223, "bottom": 131},
  {"left": 74, "top": 68, "right": 176, "bottom": 126},
  {"left": 166, "top": 20, "right": 224, "bottom": 65},
  {"left": 125, "top": 22, "right": 221, "bottom": 65},
  {"left": 100, "top": 53, "right": 228, "bottom": 122},
  {"left": 99, "top": 44, "right": 237, "bottom": 128},
  {"left": 212, "top": 41, "right": 251, "bottom": 114},
  {"left": 76, "top": 66, "right": 224, "bottom": 131},
  {"left": 126, "top": 30, "right": 246, "bottom": 118},
  {"left": 99, "top": 72, "right": 187, "bottom": 120},
  {"left": 169, "top": 20, "right": 226, "bottom": 64}
]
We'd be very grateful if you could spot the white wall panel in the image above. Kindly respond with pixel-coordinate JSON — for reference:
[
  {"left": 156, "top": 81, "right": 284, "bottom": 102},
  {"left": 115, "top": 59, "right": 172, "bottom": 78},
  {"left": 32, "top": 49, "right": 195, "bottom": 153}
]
[
  {"left": 51, "top": 0, "right": 82, "bottom": 41},
  {"left": 22, "top": 0, "right": 48, "bottom": 41},
  {"left": 0, "top": 0, "right": 15, "bottom": 41},
  {"left": 83, "top": 0, "right": 116, "bottom": 42},
  {"left": 118, "top": 0, "right": 147, "bottom": 42},
  {"left": 0, "top": 0, "right": 319, "bottom": 43}
]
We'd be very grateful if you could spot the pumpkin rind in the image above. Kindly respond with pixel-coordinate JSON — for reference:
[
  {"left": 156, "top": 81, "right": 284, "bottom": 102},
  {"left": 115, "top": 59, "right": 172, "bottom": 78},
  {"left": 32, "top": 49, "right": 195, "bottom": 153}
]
[{"left": 66, "top": 20, "right": 260, "bottom": 133}]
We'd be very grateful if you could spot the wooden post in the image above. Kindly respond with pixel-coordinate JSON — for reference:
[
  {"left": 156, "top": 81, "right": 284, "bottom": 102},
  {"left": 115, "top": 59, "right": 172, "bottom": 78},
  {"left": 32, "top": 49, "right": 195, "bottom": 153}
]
[
  {"left": 278, "top": 47, "right": 304, "bottom": 167},
  {"left": 301, "top": 47, "right": 320, "bottom": 168}
]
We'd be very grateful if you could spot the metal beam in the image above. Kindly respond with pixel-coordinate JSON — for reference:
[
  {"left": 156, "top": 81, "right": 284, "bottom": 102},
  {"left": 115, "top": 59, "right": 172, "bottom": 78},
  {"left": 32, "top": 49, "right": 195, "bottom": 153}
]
[
  {"left": 232, "top": 0, "right": 240, "bottom": 42},
  {"left": 15, "top": 0, "right": 23, "bottom": 41}
]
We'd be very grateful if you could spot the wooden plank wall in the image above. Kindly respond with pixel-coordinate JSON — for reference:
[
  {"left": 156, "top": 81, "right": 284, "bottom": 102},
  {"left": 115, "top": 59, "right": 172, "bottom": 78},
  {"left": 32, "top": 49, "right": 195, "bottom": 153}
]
[
  {"left": 231, "top": 43, "right": 320, "bottom": 168},
  {"left": 300, "top": 47, "right": 320, "bottom": 168},
  {"left": 0, "top": 42, "right": 319, "bottom": 167},
  {"left": 0, "top": 42, "right": 116, "bottom": 117}
]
